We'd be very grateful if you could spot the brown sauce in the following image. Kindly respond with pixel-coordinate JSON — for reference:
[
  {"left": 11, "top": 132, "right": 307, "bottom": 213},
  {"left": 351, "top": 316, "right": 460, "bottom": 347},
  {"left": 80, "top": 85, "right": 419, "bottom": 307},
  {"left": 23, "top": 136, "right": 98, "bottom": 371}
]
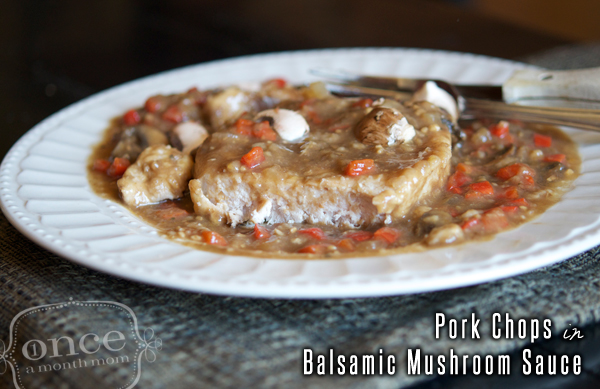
[{"left": 87, "top": 81, "right": 580, "bottom": 258}]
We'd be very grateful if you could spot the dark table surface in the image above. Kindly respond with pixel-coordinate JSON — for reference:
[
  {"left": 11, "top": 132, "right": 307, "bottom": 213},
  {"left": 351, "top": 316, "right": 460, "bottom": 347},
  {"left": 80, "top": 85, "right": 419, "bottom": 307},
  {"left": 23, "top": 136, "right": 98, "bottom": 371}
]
[{"left": 2, "top": 1, "right": 600, "bottom": 388}]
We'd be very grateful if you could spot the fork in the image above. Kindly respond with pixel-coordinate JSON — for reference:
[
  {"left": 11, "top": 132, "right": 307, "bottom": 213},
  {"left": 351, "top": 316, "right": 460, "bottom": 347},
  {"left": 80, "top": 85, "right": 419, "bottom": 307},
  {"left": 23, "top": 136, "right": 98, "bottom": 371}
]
[{"left": 312, "top": 68, "right": 600, "bottom": 132}]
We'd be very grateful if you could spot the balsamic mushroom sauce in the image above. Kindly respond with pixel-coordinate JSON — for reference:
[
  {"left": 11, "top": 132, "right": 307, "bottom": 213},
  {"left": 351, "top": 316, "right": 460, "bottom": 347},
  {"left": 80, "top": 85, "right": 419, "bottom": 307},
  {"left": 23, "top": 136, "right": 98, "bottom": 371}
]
[{"left": 88, "top": 79, "right": 579, "bottom": 258}]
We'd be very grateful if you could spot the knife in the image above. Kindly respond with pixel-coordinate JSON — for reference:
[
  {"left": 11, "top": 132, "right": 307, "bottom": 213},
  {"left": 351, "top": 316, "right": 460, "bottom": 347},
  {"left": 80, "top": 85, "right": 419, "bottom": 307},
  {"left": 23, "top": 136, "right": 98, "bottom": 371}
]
[{"left": 311, "top": 67, "right": 600, "bottom": 110}]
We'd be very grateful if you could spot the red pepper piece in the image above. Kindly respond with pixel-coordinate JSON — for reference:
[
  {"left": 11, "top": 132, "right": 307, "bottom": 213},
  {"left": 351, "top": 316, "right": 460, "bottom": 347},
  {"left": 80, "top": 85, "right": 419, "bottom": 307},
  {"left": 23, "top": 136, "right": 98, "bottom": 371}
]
[
  {"left": 123, "top": 109, "right": 141, "bottom": 126},
  {"left": 162, "top": 105, "right": 184, "bottom": 123},
  {"left": 252, "top": 121, "right": 278, "bottom": 141},
  {"left": 496, "top": 163, "right": 535, "bottom": 181},
  {"left": 508, "top": 198, "right": 529, "bottom": 207},
  {"left": 299, "top": 227, "right": 327, "bottom": 240},
  {"left": 235, "top": 118, "right": 254, "bottom": 136},
  {"left": 337, "top": 239, "right": 356, "bottom": 252},
  {"left": 201, "top": 231, "right": 228, "bottom": 246},
  {"left": 489, "top": 121, "right": 510, "bottom": 138},
  {"left": 345, "top": 159, "right": 375, "bottom": 176},
  {"left": 298, "top": 244, "right": 329, "bottom": 254},
  {"left": 345, "top": 231, "right": 373, "bottom": 242},
  {"left": 469, "top": 181, "right": 494, "bottom": 195},
  {"left": 352, "top": 98, "right": 373, "bottom": 108},
  {"left": 373, "top": 227, "right": 401, "bottom": 244},
  {"left": 481, "top": 208, "right": 509, "bottom": 231},
  {"left": 241, "top": 147, "right": 265, "bottom": 169},
  {"left": 501, "top": 205, "right": 519, "bottom": 214},
  {"left": 461, "top": 217, "right": 480, "bottom": 230},
  {"left": 265, "top": 78, "right": 287, "bottom": 88},
  {"left": 254, "top": 224, "right": 271, "bottom": 240},
  {"left": 144, "top": 96, "right": 162, "bottom": 113},
  {"left": 534, "top": 133, "right": 552, "bottom": 148},
  {"left": 447, "top": 170, "right": 472, "bottom": 192},
  {"left": 502, "top": 186, "right": 519, "bottom": 199},
  {"left": 106, "top": 157, "right": 130, "bottom": 178},
  {"left": 92, "top": 158, "right": 111, "bottom": 173},
  {"left": 544, "top": 154, "right": 566, "bottom": 164}
]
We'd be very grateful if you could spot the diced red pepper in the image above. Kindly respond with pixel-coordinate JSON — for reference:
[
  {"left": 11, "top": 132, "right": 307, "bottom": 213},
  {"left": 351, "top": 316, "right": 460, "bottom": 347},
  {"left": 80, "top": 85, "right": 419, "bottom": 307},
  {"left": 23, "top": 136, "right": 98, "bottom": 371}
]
[
  {"left": 345, "top": 231, "right": 373, "bottom": 242},
  {"left": 162, "top": 105, "right": 184, "bottom": 123},
  {"left": 501, "top": 205, "right": 519, "bottom": 214},
  {"left": 496, "top": 163, "right": 535, "bottom": 181},
  {"left": 544, "top": 154, "right": 566, "bottom": 164},
  {"left": 534, "top": 133, "right": 552, "bottom": 148},
  {"left": 526, "top": 175, "right": 535, "bottom": 185},
  {"left": 201, "top": 231, "right": 227, "bottom": 246},
  {"left": 92, "top": 158, "right": 111, "bottom": 173},
  {"left": 345, "top": 159, "right": 375, "bottom": 176},
  {"left": 465, "top": 181, "right": 494, "bottom": 199},
  {"left": 235, "top": 118, "right": 254, "bottom": 136},
  {"left": 252, "top": 121, "right": 278, "bottom": 141},
  {"left": 254, "top": 224, "right": 271, "bottom": 240},
  {"left": 447, "top": 170, "right": 472, "bottom": 192},
  {"left": 337, "top": 239, "right": 356, "bottom": 252},
  {"left": 373, "top": 227, "right": 401, "bottom": 244},
  {"left": 352, "top": 98, "right": 373, "bottom": 108},
  {"left": 241, "top": 147, "right": 265, "bottom": 169},
  {"left": 144, "top": 96, "right": 162, "bottom": 113},
  {"left": 123, "top": 109, "right": 141, "bottom": 126},
  {"left": 469, "top": 181, "right": 494, "bottom": 195},
  {"left": 461, "top": 217, "right": 480, "bottom": 230},
  {"left": 106, "top": 157, "right": 130, "bottom": 178},
  {"left": 298, "top": 244, "right": 329, "bottom": 254},
  {"left": 501, "top": 186, "right": 519, "bottom": 199},
  {"left": 508, "top": 197, "right": 529, "bottom": 207},
  {"left": 496, "top": 164, "right": 520, "bottom": 180},
  {"left": 266, "top": 78, "right": 287, "bottom": 88},
  {"left": 489, "top": 121, "right": 509, "bottom": 138},
  {"left": 299, "top": 227, "right": 327, "bottom": 240},
  {"left": 481, "top": 208, "right": 509, "bottom": 231}
]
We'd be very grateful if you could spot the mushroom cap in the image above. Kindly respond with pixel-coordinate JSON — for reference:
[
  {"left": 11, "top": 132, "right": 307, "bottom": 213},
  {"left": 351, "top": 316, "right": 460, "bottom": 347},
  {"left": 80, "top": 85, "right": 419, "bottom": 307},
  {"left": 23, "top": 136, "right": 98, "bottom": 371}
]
[
  {"left": 354, "top": 107, "right": 415, "bottom": 146},
  {"left": 255, "top": 108, "right": 309, "bottom": 141}
]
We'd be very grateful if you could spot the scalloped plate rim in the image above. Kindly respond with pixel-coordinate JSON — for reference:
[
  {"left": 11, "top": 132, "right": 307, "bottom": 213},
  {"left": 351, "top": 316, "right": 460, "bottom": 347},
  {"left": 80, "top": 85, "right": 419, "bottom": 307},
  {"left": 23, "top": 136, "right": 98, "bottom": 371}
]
[{"left": 1, "top": 47, "right": 598, "bottom": 299}]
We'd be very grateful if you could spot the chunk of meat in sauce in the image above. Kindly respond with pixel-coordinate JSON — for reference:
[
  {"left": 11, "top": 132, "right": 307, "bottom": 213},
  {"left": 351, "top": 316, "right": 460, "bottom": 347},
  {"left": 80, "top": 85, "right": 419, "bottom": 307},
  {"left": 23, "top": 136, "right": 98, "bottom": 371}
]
[{"left": 118, "top": 145, "right": 193, "bottom": 206}]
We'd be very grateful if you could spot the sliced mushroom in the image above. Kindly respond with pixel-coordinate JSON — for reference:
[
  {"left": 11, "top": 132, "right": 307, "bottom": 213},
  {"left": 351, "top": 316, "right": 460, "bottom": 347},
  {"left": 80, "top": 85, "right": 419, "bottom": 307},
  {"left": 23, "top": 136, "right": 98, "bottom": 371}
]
[
  {"left": 205, "top": 87, "right": 252, "bottom": 128},
  {"left": 111, "top": 125, "right": 168, "bottom": 161},
  {"left": 170, "top": 121, "right": 209, "bottom": 155},
  {"left": 354, "top": 107, "right": 415, "bottom": 146},
  {"left": 255, "top": 108, "right": 309, "bottom": 141},
  {"left": 411, "top": 81, "right": 459, "bottom": 122}
]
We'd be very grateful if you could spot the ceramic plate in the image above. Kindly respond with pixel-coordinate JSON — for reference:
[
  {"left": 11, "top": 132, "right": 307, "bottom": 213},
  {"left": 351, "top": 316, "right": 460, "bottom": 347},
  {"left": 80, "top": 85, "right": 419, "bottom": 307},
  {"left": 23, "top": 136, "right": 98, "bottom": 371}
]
[{"left": 2, "top": 48, "right": 600, "bottom": 298}]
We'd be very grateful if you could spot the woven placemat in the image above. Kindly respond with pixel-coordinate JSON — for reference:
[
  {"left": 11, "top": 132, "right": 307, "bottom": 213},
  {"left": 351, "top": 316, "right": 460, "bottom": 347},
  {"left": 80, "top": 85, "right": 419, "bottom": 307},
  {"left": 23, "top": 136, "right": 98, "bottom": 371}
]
[{"left": 1, "top": 212, "right": 600, "bottom": 388}]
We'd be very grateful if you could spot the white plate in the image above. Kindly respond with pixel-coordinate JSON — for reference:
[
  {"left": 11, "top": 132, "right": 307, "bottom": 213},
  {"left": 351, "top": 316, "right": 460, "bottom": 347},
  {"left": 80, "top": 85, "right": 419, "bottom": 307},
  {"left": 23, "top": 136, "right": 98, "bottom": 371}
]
[{"left": 2, "top": 48, "right": 600, "bottom": 299}]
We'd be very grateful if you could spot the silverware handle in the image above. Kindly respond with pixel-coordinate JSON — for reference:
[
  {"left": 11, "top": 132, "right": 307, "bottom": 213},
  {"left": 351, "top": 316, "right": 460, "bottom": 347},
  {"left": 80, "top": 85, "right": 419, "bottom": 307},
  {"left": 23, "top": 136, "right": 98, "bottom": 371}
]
[{"left": 464, "top": 98, "right": 600, "bottom": 132}]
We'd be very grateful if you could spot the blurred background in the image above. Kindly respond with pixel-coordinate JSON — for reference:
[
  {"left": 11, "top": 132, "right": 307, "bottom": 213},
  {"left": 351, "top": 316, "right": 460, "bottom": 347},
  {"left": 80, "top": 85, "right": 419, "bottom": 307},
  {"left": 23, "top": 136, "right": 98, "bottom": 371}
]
[{"left": 2, "top": 0, "right": 600, "bottom": 158}]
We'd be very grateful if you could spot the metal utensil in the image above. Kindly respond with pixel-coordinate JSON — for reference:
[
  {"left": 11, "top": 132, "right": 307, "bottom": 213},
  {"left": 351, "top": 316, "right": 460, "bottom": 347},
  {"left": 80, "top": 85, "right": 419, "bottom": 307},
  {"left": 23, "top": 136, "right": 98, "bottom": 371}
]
[{"left": 312, "top": 68, "right": 600, "bottom": 132}]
